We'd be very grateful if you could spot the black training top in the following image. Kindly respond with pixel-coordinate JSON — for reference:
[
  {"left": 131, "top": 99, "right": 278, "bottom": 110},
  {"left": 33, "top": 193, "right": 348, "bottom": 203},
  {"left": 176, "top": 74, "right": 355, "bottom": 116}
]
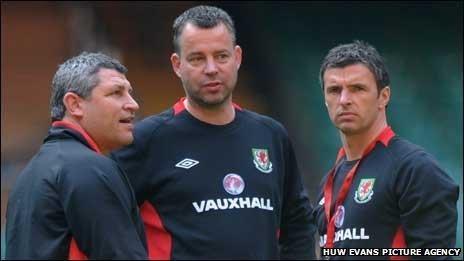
[
  {"left": 112, "top": 98, "right": 316, "bottom": 260},
  {"left": 313, "top": 127, "right": 459, "bottom": 260}
]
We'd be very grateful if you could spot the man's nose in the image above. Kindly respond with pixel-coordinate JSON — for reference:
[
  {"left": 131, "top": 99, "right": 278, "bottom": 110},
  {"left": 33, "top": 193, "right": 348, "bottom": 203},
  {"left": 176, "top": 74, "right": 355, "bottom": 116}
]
[
  {"left": 339, "top": 89, "right": 352, "bottom": 105},
  {"left": 124, "top": 94, "right": 139, "bottom": 112},
  {"left": 204, "top": 58, "right": 218, "bottom": 75}
]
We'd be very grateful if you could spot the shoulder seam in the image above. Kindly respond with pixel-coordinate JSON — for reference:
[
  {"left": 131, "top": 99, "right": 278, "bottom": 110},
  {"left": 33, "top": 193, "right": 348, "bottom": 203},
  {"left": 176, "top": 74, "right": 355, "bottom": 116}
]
[
  {"left": 386, "top": 139, "right": 424, "bottom": 164},
  {"left": 240, "top": 109, "right": 287, "bottom": 136},
  {"left": 142, "top": 109, "right": 176, "bottom": 145},
  {"left": 385, "top": 139, "right": 424, "bottom": 177}
]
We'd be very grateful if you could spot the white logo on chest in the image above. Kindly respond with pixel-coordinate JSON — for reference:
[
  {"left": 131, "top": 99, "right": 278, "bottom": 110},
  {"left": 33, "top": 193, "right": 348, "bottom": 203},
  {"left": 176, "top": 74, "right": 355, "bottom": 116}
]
[{"left": 175, "top": 158, "right": 199, "bottom": 169}]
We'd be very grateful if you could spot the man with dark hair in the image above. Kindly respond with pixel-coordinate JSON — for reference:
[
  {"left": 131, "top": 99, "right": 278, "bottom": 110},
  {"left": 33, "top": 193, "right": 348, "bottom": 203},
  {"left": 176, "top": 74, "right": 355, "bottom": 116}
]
[
  {"left": 313, "top": 40, "right": 459, "bottom": 258},
  {"left": 172, "top": 5, "right": 236, "bottom": 54},
  {"left": 5, "top": 52, "right": 147, "bottom": 259},
  {"left": 112, "top": 5, "right": 316, "bottom": 260}
]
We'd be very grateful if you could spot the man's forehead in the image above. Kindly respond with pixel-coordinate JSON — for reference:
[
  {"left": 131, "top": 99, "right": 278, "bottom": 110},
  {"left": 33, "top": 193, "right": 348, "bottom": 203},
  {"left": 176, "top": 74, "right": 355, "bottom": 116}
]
[
  {"left": 180, "top": 22, "right": 231, "bottom": 42},
  {"left": 324, "top": 64, "right": 374, "bottom": 82},
  {"left": 183, "top": 21, "right": 226, "bottom": 33},
  {"left": 109, "top": 75, "right": 129, "bottom": 84},
  {"left": 110, "top": 77, "right": 132, "bottom": 90},
  {"left": 96, "top": 68, "right": 131, "bottom": 87},
  {"left": 98, "top": 68, "right": 127, "bottom": 80}
]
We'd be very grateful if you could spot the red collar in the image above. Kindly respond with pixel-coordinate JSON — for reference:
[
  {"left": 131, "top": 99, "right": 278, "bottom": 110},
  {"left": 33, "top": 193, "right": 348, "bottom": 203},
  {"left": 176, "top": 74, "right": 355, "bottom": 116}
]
[
  {"left": 335, "top": 126, "right": 395, "bottom": 162},
  {"left": 173, "top": 97, "right": 243, "bottom": 115},
  {"left": 52, "top": 121, "right": 102, "bottom": 154}
]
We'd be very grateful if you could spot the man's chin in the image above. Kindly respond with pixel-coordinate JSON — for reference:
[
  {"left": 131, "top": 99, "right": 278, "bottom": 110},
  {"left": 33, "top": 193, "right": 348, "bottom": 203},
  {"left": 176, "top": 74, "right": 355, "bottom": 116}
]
[
  {"left": 337, "top": 123, "right": 359, "bottom": 135},
  {"left": 195, "top": 95, "right": 229, "bottom": 108},
  {"left": 118, "top": 135, "right": 134, "bottom": 147}
]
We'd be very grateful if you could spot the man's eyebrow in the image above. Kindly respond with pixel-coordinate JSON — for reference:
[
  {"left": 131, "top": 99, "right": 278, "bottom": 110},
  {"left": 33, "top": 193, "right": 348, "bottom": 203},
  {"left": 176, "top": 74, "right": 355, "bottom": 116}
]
[
  {"left": 348, "top": 83, "right": 368, "bottom": 88},
  {"left": 214, "top": 49, "right": 230, "bottom": 54},
  {"left": 186, "top": 52, "right": 203, "bottom": 57},
  {"left": 113, "top": 82, "right": 133, "bottom": 92},
  {"left": 112, "top": 84, "right": 125, "bottom": 90}
]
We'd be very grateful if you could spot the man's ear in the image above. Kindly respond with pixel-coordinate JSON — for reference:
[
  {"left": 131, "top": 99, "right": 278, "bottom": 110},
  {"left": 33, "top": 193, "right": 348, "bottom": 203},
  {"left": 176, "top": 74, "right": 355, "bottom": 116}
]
[
  {"left": 63, "top": 92, "right": 84, "bottom": 118},
  {"left": 171, "top": 53, "right": 181, "bottom": 78},
  {"left": 379, "top": 86, "right": 391, "bottom": 109},
  {"left": 234, "top": 45, "right": 242, "bottom": 70}
]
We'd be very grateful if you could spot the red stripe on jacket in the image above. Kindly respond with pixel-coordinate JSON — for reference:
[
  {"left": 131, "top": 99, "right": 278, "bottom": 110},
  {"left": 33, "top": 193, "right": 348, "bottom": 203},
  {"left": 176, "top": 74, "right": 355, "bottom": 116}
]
[{"left": 140, "top": 201, "right": 172, "bottom": 260}]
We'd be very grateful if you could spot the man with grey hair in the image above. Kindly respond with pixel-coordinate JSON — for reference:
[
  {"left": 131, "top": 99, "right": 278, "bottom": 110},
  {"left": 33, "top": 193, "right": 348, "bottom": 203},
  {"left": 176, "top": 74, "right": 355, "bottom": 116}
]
[
  {"left": 5, "top": 52, "right": 147, "bottom": 259},
  {"left": 112, "top": 5, "right": 316, "bottom": 260},
  {"left": 313, "top": 41, "right": 458, "bottom": 258}
]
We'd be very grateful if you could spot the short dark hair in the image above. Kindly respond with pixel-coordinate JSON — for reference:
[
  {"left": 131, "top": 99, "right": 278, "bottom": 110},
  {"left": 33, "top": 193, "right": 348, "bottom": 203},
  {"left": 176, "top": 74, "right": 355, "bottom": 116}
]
[
  {"left": 50, "top": 52, "right": 127, "bottom": 121},
  {"left": 172, "top": 5, "right": 236, "bottom": 54},
  {"left": 319, "top": 40, "right": 390, "bottom": 92}
]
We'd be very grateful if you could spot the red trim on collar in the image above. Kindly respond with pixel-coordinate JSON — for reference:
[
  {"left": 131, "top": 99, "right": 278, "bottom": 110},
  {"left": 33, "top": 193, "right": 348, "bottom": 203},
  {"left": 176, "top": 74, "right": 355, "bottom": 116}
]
[
  {"left": 336, "top": 126, "right": 395, "bottom": 162},
  {"left": 172, "top": 97, "right": 243, "bottom": 116},
  {"left": 173, "top": 97, "right": 187, "bottom": 115},
  {"left": 52, "top": 121, "right": 102, "bottom": 154},
  {"left": 140, "top": 201, "right": 172, "bottom": 259},
  {"left": 233, "top": 103, "right": 242, "bottom": 110},
  {"left": 378, "top": 126, "right": 395, "bottom": 147}
]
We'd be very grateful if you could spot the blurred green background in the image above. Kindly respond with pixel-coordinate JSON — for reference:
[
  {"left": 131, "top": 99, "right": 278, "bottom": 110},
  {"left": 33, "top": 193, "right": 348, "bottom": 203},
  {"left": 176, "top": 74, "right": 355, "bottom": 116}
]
[{"left": 2, "top": 1, "right": 462, "bottom": 258}]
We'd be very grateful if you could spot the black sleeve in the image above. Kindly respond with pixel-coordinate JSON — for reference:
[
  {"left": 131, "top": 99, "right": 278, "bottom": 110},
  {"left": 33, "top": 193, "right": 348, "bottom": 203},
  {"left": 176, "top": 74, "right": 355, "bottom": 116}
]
[
  {"left": 395, "top": 151, "right": 459, "bottom": 252},
  {"left": 59, "top": 159, "right": 147, "bottom": 259},
  {"left": 279, "top": 136, "right": 317, "bottom": 260}
]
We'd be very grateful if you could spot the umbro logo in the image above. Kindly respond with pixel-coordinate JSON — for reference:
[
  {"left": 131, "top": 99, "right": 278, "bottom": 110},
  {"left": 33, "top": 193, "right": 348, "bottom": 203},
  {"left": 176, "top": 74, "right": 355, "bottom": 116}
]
[{"left": 175, "top": 158, "right": 199, "bottom": 169}]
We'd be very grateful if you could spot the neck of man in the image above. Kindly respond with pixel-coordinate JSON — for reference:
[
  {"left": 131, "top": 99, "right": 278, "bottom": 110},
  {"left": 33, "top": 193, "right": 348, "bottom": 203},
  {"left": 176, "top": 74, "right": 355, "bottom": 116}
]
[
  {"left": 60, "top": 116, "right": 80, "bottom": 128},
  {"left": 59, "top": 116, "right": 108, "bottom": 155},
  {"left": 184, "top": 97, "right": 235, "bottom": 125},
  {"left": 340, "top": 115, "right": 388, "bottom": 161}
]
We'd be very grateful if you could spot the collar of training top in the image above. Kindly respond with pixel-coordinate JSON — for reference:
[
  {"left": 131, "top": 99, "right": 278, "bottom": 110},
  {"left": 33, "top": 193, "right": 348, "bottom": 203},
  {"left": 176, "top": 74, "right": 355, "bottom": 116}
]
[
  {"left": 51, "top": 120, "right": 102, "bottom": 154},
  {"left": 173, "top": 97, "right": 243, "bottom": 116},
  {"left": 335, "top": 126, "right": 395, "bottom": 162}
]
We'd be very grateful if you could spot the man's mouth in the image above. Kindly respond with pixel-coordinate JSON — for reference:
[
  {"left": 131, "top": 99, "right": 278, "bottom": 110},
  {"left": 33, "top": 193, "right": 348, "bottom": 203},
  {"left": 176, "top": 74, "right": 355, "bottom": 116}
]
[
  {"left": 119, "top": 116, "right": 134, "bottom": 124},
  {"left": 338, "top": 112, "right": 356, "bottom": 117},
  {"left": 203, "top": 81, "right": 222, "bottom": 88}
]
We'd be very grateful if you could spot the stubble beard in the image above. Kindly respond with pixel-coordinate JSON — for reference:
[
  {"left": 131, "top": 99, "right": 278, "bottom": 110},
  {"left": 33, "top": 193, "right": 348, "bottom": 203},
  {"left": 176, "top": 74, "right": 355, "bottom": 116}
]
[{"left": 185, "top": 83, "right": 234, "bottom": 109}]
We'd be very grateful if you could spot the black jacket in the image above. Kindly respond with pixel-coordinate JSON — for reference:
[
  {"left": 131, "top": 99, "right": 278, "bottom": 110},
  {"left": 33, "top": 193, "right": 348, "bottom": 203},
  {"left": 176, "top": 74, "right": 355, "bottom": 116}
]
[{"left": 5, "top": 122, "right": 147, "bottom": 259}]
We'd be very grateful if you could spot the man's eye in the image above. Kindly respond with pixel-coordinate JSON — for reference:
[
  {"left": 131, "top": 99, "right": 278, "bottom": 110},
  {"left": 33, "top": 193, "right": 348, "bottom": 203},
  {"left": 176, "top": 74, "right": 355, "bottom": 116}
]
[
  {"left": 189, "top": 57, "right": 203, "bottom": 63},
  {"left": 327, "top": 87, "right": 340, "bottom": 94},
  {"left": 216, "top": 54, "right": 229, "bottom": 62},
  {"left": 112, "top": 90, "right": 122, "bottom": 96}
]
